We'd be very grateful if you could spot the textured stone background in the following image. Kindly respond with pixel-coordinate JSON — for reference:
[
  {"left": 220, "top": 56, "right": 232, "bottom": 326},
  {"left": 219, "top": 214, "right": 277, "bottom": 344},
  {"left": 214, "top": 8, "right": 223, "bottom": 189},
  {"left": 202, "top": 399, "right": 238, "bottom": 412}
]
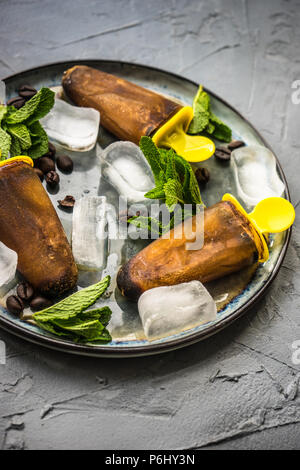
[{"left": 1, "top": 0, "right": 300, "bottom": 450}]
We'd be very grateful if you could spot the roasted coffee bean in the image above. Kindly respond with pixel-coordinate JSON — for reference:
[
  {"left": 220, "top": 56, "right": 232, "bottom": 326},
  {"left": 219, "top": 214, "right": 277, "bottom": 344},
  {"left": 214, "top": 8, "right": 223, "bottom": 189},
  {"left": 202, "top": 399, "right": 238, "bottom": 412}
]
[
  {"left": 38, "top": 156, "right": 55, "bottom": 174},
  {"left": 6, "top": 295, "right": 24, "bottom": 316},
  {"left": 58, "top": 195, "right": 75, "bottom": 208},
  {"left": 46, "top": 171, "right": 60, "bottom": 187},
  {"left": 42, "top": 143, "right": 56, "bottom": 161},
  {"left": 214, "top": 147, "right": 231, "bottom": 161},
  {"left": 17, "top": 282, "right": 34, "bottom": 302},
  {"left": 56, "top": 155, "right": 73, "bottom": 173},
  {"left": 33, "top": 168, "right": 44, "bottom": 182},
  {"left": 18, "top": 89, "right": 37, "bottom": 100},
  {"left": 30, "top": 296, "right": 52, "bottom": 312},
  {"left": 18, "top": 84, "right": 37, "bottom": 94},
  {"left": 48, "top": 143, "right": 56, "bottom": 159},
  {"left": 228, "top": 140, "right": 245, "bottom": 151},
  {"left": 6, "top": 96, "right": 26, "bottom": 109},
  {"left": 195, "top": 167, "right": 210, "bottom": 185}
]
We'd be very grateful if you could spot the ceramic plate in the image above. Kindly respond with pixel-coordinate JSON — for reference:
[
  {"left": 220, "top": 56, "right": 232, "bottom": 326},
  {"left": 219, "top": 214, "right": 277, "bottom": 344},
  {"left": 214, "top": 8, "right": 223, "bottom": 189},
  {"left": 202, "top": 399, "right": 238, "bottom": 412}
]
[{"left": 0, "top": 60, "right": 291, "bottom": 357}]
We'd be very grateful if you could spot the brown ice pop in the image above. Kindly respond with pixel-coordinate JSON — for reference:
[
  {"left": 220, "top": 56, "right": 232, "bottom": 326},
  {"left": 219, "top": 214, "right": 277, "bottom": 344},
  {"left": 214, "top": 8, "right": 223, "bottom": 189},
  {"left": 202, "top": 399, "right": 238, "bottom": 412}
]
[
  {"left": 62, "top": 65, "right": 182, "bottom": 144},
  {"left": 117, "top": 200, "right": 265, "bottom": 301},
  {"left": 0, "top": 158, "right": 78, "bottom": 297}
]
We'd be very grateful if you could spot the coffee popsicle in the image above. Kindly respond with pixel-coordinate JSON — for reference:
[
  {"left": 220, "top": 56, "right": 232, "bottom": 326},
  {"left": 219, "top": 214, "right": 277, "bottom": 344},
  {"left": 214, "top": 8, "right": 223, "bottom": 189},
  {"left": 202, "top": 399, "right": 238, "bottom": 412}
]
[
  {"left": 117, "top": 194, "right": 295, "bottom": 301},
  {"left": 0, "top": 157, "right": 78, "bottom": 297},
  {"left": 62, "top": 65, "right": 215, "bottom": 162},
  {"left": 117, "top": 200, "right": 264, "bottom": 301}
]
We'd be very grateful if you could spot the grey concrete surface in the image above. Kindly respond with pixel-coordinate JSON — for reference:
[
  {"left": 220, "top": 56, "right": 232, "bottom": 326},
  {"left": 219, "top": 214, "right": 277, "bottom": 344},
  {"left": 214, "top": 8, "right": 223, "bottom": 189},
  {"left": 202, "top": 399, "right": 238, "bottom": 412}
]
[{"left": 1, "top": 0, "right": 300, "bottom": 450}]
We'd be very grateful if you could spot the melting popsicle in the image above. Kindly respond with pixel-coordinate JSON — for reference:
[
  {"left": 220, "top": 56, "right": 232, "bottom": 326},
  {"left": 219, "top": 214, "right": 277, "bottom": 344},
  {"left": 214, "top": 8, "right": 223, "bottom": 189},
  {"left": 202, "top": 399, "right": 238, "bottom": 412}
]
[
  {"left": 62, "top": 65, "right": 215, "bottom": 162},
  {"left": 0, "top": 157, "right": 78, "bottom": 297},
  {"left": 117, "top": 195, "right": 295, "bottom": 301}
]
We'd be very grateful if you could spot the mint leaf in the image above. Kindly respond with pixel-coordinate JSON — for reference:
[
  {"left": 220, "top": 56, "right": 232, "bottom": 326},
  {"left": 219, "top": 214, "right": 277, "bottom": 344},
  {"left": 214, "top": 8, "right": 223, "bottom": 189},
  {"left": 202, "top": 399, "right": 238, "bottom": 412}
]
[
  {"left": 188, "top": 85, "right": 232, "bottom": 142},
  {"left": 10, "top": 135, "right": 22, "bottom": 157},
  {"left": 194, "top": 85, "right": 210, "bottom": 112},
  {"left": 50, "top": 317, "right": 105, "bottom": 341},
  {"left": 6, "top": 87, "right": 55, "bottom": 126},
  {"left": 164, "top": 178, "right": 184, "bottom": 212},
  {"left": 165, "top": 148, "right": 179, "bottom": 181},
  {"left": 174, "top": 153, "right": 202, "bottom": 205},
  {"left": 0, "top": 105, "right": 7, "bottom": 123},
  {"left": 7, "top": 123, "right": 32, "bottom": 150},
  {"left": 144, "top": 186, "right": 165, "bottom": 200},
  {"left": 92, "top": 328, "right": 112, "bottom": 343},
  {"left": 0, "top": 127, "right": 11, "bottom": 159},
  {"left": 34, "top": 276, "right": 111, "bottom": 322},
  {"left": 188, "top": 107, "right": 210, "bottom": 134},
  {"left": 209, "top": 112, "right": 232, "bottom": 142},
  {"left": 35, "top": 315, "right": 112, "bottom": 343},
  {"left": 139, "top": 137, "right": 203, "bottom": 206},
  {"left": 79, "top": 307, "right": 112, "bottom": 327},
  {"left": 139, "top": 136, "right": 165, "bottom": 186},
  {"left": 27, "top": 121, "right": 49, "bottom": 159},
  {"left": 128, "top": 215, "right": 163, "bottom": 236},
  {"left": 188, "top": 85, "right": 210, "bottom": 134},
  {"left": 32, "top": 277, "right": 112, "bottom": 344},
  {"left": 128, "top": 204, "right": 198, "bottom": 237},
  {"left": 204, "top": 121, "right": 215, "bottom": 134}
]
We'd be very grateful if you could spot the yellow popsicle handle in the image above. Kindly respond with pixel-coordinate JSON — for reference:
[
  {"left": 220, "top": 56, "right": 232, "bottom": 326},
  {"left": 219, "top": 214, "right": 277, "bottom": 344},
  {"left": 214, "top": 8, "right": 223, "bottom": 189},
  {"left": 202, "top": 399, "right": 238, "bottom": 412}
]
[
  {"left": 249, "top": 197, "right": 295, "bottom": 234},
  {"left": 152, "top": 106, "right": 215, "bottom": 163},
  {"left": 0, "top": 155, "right": 34, "bottom": 168},
  {"left": 222, "top": 193, "right": 295, "bottom": 263}
]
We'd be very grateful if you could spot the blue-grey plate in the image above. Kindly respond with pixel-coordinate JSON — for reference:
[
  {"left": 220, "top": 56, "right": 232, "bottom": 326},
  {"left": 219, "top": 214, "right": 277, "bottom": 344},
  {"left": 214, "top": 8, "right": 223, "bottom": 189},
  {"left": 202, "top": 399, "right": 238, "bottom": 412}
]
[{"left": 0, "top": 60, "right": 291, "bottom": 357}]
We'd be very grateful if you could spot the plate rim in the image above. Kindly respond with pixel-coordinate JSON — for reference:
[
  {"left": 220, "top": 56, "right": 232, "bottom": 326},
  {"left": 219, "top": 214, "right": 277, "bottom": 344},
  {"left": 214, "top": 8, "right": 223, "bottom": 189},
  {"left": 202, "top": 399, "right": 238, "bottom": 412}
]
[{"left": 0, "top": 59, "right": 292, "bottom": 358}]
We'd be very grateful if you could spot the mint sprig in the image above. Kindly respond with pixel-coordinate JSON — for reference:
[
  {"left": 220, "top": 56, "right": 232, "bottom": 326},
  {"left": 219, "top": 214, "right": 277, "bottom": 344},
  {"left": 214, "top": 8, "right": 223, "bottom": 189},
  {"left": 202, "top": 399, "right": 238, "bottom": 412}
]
[
  {"left": 139, "top": 136, "right": 202, "bottom": 209},
  {"left": 31, "top": 276, "right": 112, "bottom": 343},
  {"left": 128, "top": 137, "right": 203, "bottom": 236},
  {"left": 0, "top": 87, "right": 55, "bottom": 160},
  {"left": 188, "top": 85, "right": 232, "bottom": 143},
  {"left": 6, "top": 87, "right": 55, "bottom": 125}
]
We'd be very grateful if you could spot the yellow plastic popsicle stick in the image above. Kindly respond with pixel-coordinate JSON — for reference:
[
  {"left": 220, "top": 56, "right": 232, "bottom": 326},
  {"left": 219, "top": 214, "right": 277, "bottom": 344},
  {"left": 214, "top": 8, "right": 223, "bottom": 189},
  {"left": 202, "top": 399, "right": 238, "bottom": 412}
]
[
  {"left": 222, "top": 193, "right": 295, "bottom": 263},
  {"left": 0, "top": 155, "right": 34, "bottom": 168},
  {"left": 152, "top": 106, "right": 215, "bottom": 163}
]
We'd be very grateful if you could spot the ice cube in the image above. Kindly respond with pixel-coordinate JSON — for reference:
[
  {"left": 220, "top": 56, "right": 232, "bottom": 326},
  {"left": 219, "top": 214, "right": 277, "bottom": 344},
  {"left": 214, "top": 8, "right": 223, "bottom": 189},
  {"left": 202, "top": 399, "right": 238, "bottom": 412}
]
[
  {"left": 0, "top": 81, "right": 5, "bottom": 104},
  {"left": 72, "top": 196, "right": 107, "bottom": 271},
  {"left": 40, "top": 99, "right": 100, "bottom": 152},
  {"left": 100, "top": 142, "right": 154, "bottom": 203},
  {"left": 138, "top": 280, "right": 217, "bottom": 340},
  {"left": 231, "top": 145, "right": 285, "bottom": 207},
  {"left": 0, "top": 242, "right": 18, "bottom": 297}
]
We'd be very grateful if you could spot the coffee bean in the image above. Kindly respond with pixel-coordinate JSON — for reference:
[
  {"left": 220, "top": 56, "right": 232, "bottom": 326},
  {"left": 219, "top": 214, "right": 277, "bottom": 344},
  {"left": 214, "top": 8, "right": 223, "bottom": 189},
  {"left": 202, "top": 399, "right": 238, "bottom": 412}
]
[
  {"left": 58, "top": 195, "right": 75, "bottom": 208},
  {"left": 18, "top": 90, "right": 37, "bottom": 100},
  {"left": 30, "top": 296, "right": 53, "bottom": 312},
  {"left": 214, "top": 147, "right": 231, "bottom": 161},
  {"left": 56, "top": 155, "right": 73, "bottom": 173},
  {"left": 6, "top": 295, "right": 24, "bottom": 316},
  {"left": 17, "top": 282, "right": 34, "bottom": 302},
  {"left": 195, "top": 167, "right": 210, "bottom": 185},
  {"left": 38, "top": 157, "right": 55, "bottom": 174},
  {"left": 46, "top": 171, "right": 60, "bottom": 187},
  {"left": 228, "top": 140, "right": 245, "bottom": 151},
  {"left": 6, "top": 96, "right": 26, "bottom": 109},
  {"left": 42, "top": 143, "right": 56, "bottom": 161},
  {"left": 18, "top": 84, "right": 37, "bottom": 94},
  {"left": 48, "top": 143, "right": 56, "bottom": 159},
  {"left": 33, "top": 168, "right": 44, "bottom": 182}
]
